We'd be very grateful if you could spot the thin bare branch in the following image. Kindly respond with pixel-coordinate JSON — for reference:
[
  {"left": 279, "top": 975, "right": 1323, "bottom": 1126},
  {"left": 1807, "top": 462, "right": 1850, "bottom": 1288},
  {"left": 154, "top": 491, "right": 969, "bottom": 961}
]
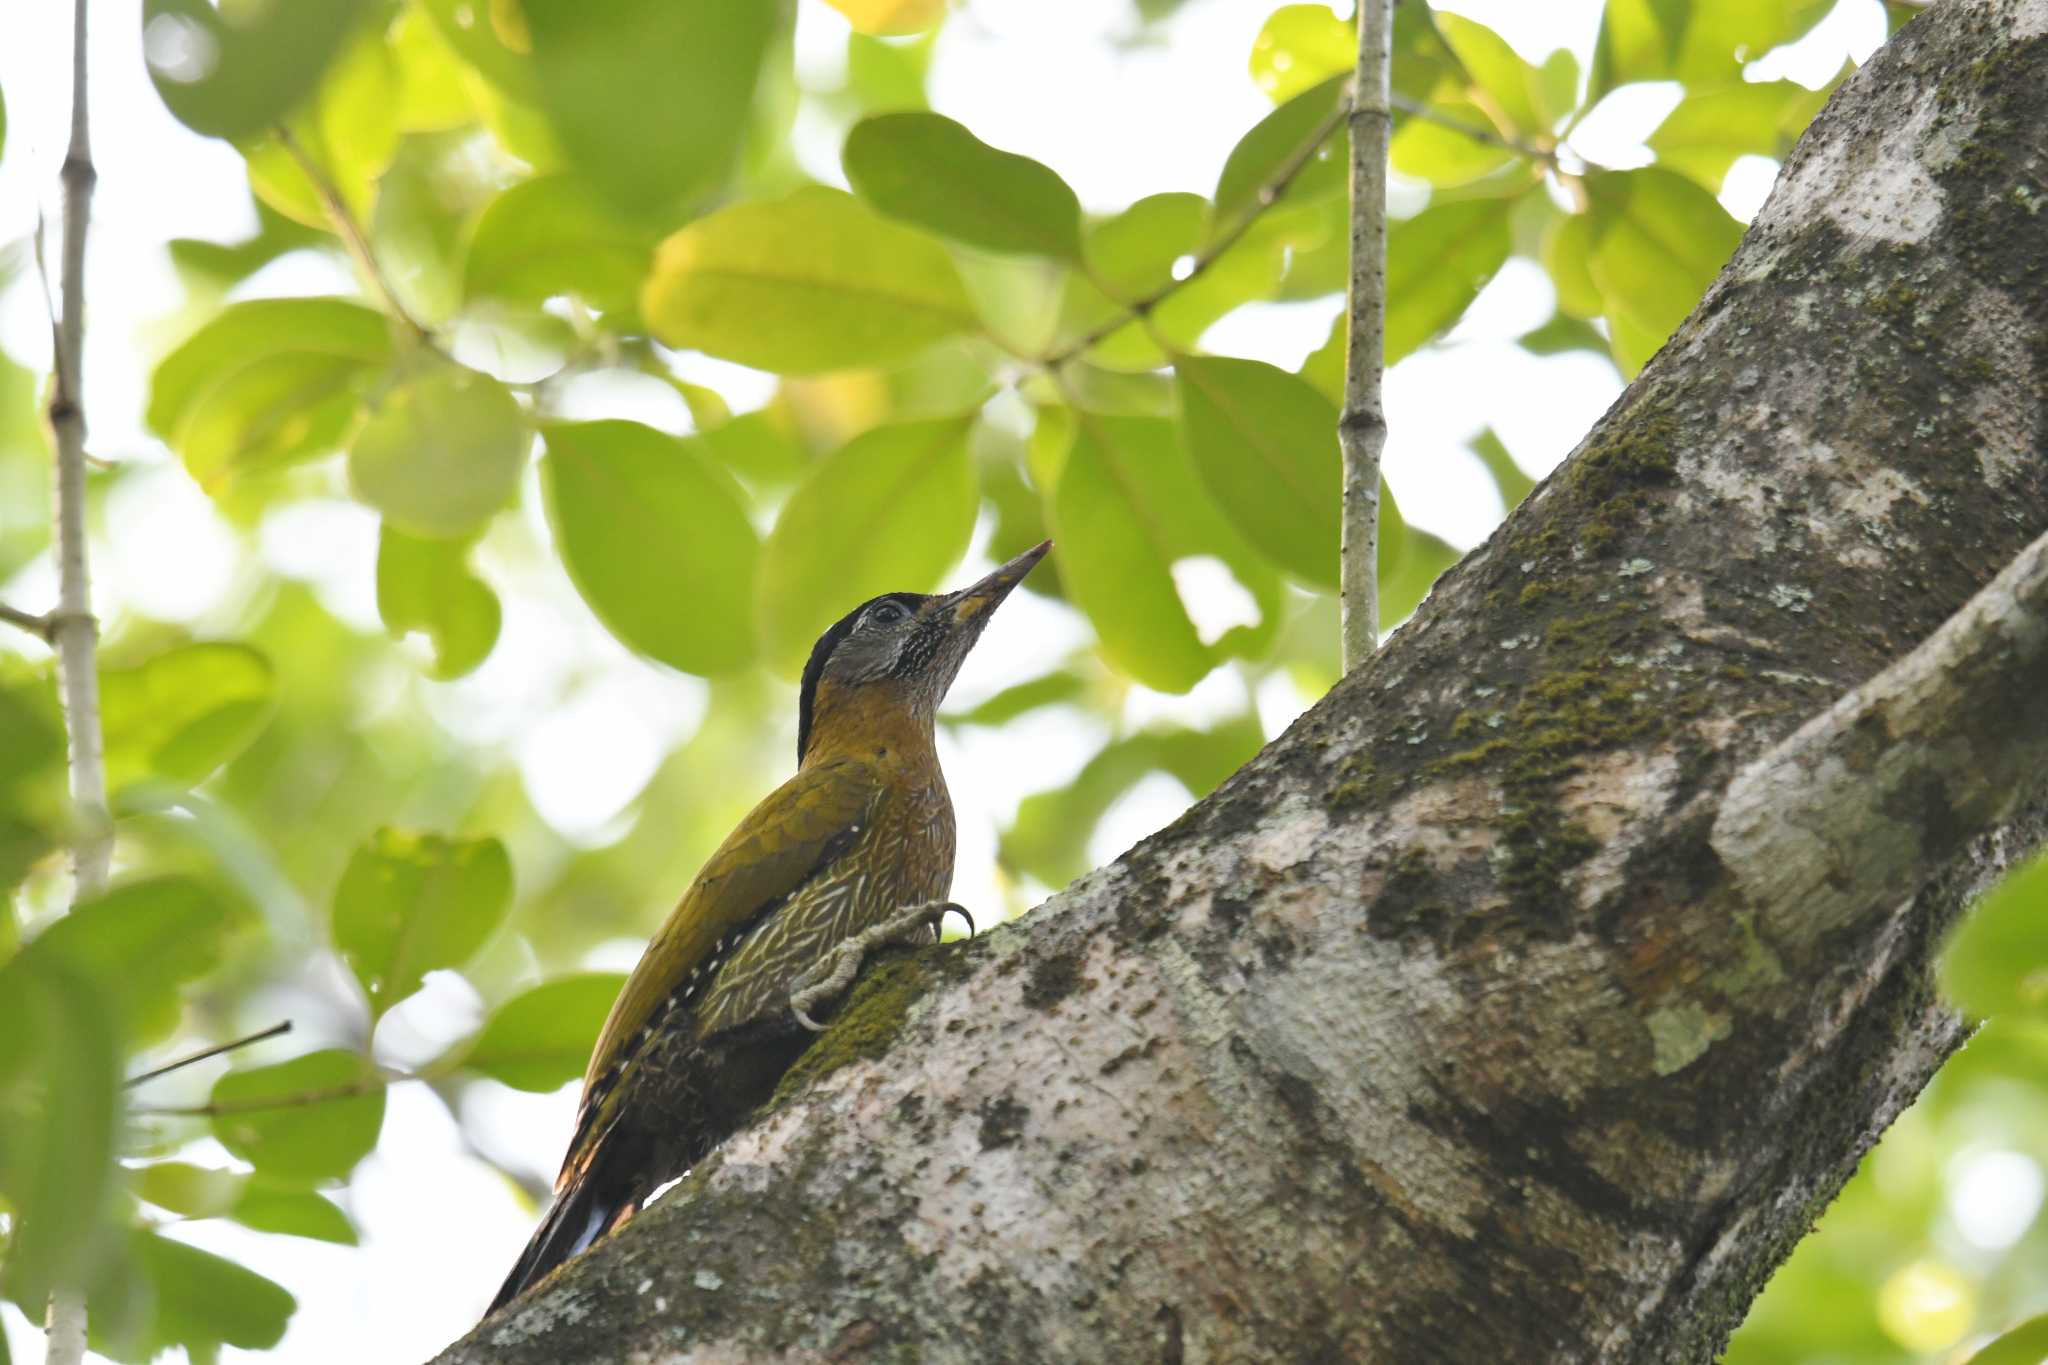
[
  {"left": 133, "top": 1063, "right": 435, "bottom": 1118},
  {"left": 1040, "top": 97, "right": 1348, "bottom": 372},
  {"left": 1340, "top": 3, "right": 1393, "bottom": 669},
  {"left": 1, "top": 602, "right": 53, "bottom": 639},
  {"left": 45, "top": 0, "right": 103, "bottom": 1357},
  {"left": 1390, "top": 92, "right": 1557, "bottom": 166},
  {"left": 125, "top": 1022, "right": 294, "bottom": 1088},
  {"left": 275, "top": 124, "right": 433, "bottom": 345}
]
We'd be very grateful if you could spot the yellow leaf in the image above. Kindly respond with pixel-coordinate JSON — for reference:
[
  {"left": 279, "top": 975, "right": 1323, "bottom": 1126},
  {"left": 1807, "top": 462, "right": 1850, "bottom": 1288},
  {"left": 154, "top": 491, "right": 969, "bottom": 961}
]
[{"left": 825, "top": 0, "right": 948, "bottom": 37}]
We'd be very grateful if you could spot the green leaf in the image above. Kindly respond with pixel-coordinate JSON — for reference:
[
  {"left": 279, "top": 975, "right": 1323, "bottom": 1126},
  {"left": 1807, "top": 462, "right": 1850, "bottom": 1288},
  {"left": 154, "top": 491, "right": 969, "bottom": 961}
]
[
  {"left": 1002, "top": 716, "right": 1265, "bottom": 888},
  {"left": 1584, "top": 167, "right": 1743, "bottom": 372},
  {"left": 1299, "top": 309, "right": 1343, "bottom": 404},
  {"left": 142, "top": 0, "right": 368, "bottom": 139},
  {"left": 208, "top": 1049, "right": 386, "bottom": 1183},
  {"left": 463, "top": 174, "right": 658, "bottom": 316},
  {"left": 1433, "top": 14, "right": 1545, "bottom": 140},
  {"left": 1174, "top": 356, "right": 1339, "bottom": 588},
  {"left": 100, "top": 643, "right": 276, "bottom": 794},
  {"left": 148, "top": 297, "right": 392, "bottom": 491},
  {"left": 1942, "top": 852, "right": 2048, "bottom": 1019},
  {"left": 943, "top": 670, "right": 1088, "bottom": 727},
  {"left": 0, "top": 953, "right": 122, "bottom": 1306},
  {"left": 846, "top": 30, "right": 934, "bottom": 112},
  {"left": 1381, "top": 519, "right": 1458, "bottom": 625},
  {"left": 462, "top": 972, "right": 625, "bottom": 1092},
  {"left": 388, "top": 5, "right": 475, "bottom": 132},
  {"left": 1590, "top": 0, "right": 1833, "bottom": 97},
  {"left": 1386, "top": 197, "right": 1514, "bottom": 364},
  {"left": 376, "top": 525, "right": 502, "bottom": 680},
  {"left": 131, "top": 1228, "right": 295, "bottom": 1355},
  {"left": 1389, "top": 96, "right": 1518, "bottom": 186},
  {"left": 844, "top": 112, "right": 1082, "bottom": 259},
  {"left": 332, "top": 828, "right": 512, "bottom": 1016},
  {"left": 1967, "top": 1313, "right": 2048, "bottom": 1365},
  {"left": 135, "top": 1163, "right": 247, "bottom": 1219},
  {"left": 1047, "top": 411, "right": 1281, "bottom": 692},
  {"left": 1470, "top": 429, "right": 1535, "bottom": 509},
  {"left": 1541, "top": 213, "right": 1603, "bottom": 319},
  {"left": 757, "top": 417, "right": 978, "bottom": 674},
  {"left": 540, "top": 420, "right": 758, "bottom": 673},
  {"left": 1647, "top": 79, "right": 1832, "bottom": 192},
  {"left": 0, "top": 671, "right": 69, "bottom": 894},
  {"left": 418, "top": 0, "right": 540, "bottom": 100},
  {"left": 1517, "top": 311, "right": 1611, "bottom": 357},
  {"left": 1250, "top": 5, "right": 1355, "bottom": 103},
  {"left": 347, "top": 359, "right": 528, "bottom": 538},
  {"left": 229, "top": 1184, "right": 358, "bottom": 1245},
  {"left": 643, "top": 186, "right": 978, "bottom": 374},
  {"left": 522, "top": 0, "right": 776, "bottom": 217},
  {"left": 29, "top": 876, "right": 242, "bottom": 1045},
  {"left": 1063, "top": 193, "right": 1289, "bottom": 370},
  {"left": 1209, "top": 75, "right": 1347, "bottom": 244},
  {"left": 243, "top": 31, "right": 401, "bottom": 229}
]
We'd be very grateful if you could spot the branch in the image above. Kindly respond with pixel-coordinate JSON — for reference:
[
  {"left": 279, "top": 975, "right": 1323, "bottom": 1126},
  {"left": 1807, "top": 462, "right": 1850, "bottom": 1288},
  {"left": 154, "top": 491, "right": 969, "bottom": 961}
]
[
  {"left": 1389, "top": 92, "right": 1557, "bottom": 166},
  {"left": 430, "top": 3, "right": 2048, "bottom": 1357},
  {"left": 274, "top": 125, "right": 432, "bottom": 345},
  {"left": 1039, "top": 97, "right": 1347, "bottom": 371},
  {"left": 45, "top": 2, "right": 102, "bottom": 1361},
  {"left": 124, "top": 1022, "right": 293, "bottom": 1088},
  {"left": 1714, "top": 523, "right": 2048, "bottom": 951},
  {"left": 132, "top": 1056, "right": 447, "bottom": 1118},
  {"left": 0, "top": 602, "right": 53, "bottom": 640},
  {"left": 1339, "top": 3, "right": 1393, "bottom": 668}
]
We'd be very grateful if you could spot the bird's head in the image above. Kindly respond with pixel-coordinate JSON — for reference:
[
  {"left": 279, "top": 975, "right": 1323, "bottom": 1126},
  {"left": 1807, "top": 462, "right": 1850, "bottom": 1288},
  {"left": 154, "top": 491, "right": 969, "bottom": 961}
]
[{"left": 797, "top": 541, "right": 1051, "bottom": 766}]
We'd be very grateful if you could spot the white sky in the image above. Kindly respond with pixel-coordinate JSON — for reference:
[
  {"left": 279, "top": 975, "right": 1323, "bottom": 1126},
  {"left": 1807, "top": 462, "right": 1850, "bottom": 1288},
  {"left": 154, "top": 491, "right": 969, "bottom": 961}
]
[{"left": 0, "top": 0, "right": 1888, "bottom": 1360}]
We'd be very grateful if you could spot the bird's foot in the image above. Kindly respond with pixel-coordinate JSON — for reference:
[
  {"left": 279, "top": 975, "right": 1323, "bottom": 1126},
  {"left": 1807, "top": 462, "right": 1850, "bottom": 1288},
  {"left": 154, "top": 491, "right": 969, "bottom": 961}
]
[{"left": 789, "top": 900, "right": 970, "bottom": 1033}]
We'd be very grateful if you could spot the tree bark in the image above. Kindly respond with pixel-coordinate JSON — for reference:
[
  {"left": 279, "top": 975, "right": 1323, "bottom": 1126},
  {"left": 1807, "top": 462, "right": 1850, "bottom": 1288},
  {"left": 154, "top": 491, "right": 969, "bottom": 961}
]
[{"left": 433, "top": 2, "right": 2048, "bottom": 1359}]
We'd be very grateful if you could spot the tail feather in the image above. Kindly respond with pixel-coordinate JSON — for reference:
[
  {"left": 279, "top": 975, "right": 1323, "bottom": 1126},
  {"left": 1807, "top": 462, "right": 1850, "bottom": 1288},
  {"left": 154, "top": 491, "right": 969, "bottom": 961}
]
[{"left": 487, "top": 1168, "right": 634, "bottom": 1315}]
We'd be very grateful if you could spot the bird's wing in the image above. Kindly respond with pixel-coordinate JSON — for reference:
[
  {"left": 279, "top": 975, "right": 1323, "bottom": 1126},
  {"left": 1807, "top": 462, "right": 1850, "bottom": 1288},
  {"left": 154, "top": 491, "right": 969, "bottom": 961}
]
[{"left": 574, "top": 754, "right": 885, "bottom": 1124}]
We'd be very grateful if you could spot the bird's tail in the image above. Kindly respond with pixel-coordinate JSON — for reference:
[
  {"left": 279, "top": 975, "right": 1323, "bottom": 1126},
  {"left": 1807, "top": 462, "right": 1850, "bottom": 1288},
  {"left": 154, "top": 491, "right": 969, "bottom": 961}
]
[{"left": 487, "top": 1156, "right": 638, "bottom": 1316}]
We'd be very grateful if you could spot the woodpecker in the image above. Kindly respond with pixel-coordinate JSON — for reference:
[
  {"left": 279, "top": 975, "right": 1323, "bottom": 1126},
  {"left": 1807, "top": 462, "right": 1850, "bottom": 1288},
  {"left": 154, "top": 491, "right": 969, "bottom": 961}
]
[{"left": 487, "top": 541, "right": 1051, "bottom": 1313}]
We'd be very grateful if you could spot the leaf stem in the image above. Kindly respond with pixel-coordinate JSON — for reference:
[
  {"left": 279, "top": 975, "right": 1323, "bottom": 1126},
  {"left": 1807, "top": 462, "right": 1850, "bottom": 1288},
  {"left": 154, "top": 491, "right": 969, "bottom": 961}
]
[
  {"left": 1340, "top": 3, "right": 1394, "bottom": 670},
  {"left": 274, "top": 125, "right": 434, "bottom": 347},
  {"left": 1, "top": 602, "right": 54, "bottom": 639},
  {"left": 1039, "top": 96, "right": 1348, "bottom": 372},
  {"left": 125, "top": 1022, "right": 294, "bottom": 1088},
  {"left": 132, "top": 1058, "right": 455, "bottom": 1118},
  {"left": 1390, "top": 92, "right": 1557, "bottom": 167}
]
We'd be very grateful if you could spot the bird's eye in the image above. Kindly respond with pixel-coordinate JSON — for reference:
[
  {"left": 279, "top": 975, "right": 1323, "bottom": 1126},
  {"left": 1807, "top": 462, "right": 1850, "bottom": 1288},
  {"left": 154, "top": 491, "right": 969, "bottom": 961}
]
[{"left": 869, "top": 601, "right": 907, "bottom": 626}]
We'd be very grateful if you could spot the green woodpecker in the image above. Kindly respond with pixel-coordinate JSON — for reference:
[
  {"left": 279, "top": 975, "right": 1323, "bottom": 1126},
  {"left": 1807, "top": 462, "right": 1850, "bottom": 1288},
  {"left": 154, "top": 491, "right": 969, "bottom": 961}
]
[{"left": 488, "top": 541, "right": 1050, "bottom": 1313}]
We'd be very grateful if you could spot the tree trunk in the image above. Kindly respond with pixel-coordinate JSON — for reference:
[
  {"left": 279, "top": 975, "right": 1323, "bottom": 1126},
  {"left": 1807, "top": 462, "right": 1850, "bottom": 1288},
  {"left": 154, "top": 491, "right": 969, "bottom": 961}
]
[{"left": 432, "top": 2, "right": 2048, "bottom": 1359}]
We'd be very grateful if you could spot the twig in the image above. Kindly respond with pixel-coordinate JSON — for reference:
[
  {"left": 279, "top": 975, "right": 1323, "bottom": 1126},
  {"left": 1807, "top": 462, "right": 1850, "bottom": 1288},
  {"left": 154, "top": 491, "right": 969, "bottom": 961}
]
[
  {"left": 1, "top": 602, "right": 53, "bottom": 639},
  {"left": 133, "top": 1063, "right": 429, "bottom": 1118},
  {"left": 1340, "top": 3, "right": 1393, "bottom": 670},
  {"left": 1390, "top": 93, "right": 1557, "bottom": 167},
  {"left": 274, "top": 124, "right": 432, "bottom": 345},
  {"left": 45, "top": 1, "right": 104, "bottom": 1359},
  {"left": 1041, "top": 97, "right": 1349, "bottom": 371},
  {"left": 125, "top": 1022, "right": 293, "bottom": 1088}
]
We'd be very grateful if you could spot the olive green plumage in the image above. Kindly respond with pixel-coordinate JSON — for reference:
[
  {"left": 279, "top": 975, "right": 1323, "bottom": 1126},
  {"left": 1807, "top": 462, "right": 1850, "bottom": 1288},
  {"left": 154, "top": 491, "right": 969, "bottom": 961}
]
[{"left": 488, "top": 541, "right": 1049, "bottom": 1314}]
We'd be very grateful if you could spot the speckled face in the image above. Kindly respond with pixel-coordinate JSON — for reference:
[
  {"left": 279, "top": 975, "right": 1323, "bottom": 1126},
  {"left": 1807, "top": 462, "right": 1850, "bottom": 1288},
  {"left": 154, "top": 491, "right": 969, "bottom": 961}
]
[{"left": 795, "top": 542, "right": 1050, "bottom": 765}]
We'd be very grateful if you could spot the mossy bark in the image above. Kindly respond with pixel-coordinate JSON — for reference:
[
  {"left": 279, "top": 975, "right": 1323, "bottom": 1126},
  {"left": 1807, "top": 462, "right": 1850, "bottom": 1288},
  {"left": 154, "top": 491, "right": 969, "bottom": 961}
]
[{"left": 432, "top": 2, "right": 2048, "bottom": 1360}]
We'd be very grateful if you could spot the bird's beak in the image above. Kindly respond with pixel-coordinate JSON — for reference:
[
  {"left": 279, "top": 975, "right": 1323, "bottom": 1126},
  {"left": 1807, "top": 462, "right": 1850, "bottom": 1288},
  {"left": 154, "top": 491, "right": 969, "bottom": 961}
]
[{"left": 942, "top": 540, "right": 1051, "bottom": 626}]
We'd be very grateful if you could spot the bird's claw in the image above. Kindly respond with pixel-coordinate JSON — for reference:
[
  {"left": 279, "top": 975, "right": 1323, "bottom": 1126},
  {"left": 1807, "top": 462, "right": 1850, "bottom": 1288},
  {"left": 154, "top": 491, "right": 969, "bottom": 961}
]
[
  {"left": 786, "top": 901, "right": 978, "bottom": 1033},
  {"left": 936, "top": 902, "right": 974, "bottom": 939}
]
